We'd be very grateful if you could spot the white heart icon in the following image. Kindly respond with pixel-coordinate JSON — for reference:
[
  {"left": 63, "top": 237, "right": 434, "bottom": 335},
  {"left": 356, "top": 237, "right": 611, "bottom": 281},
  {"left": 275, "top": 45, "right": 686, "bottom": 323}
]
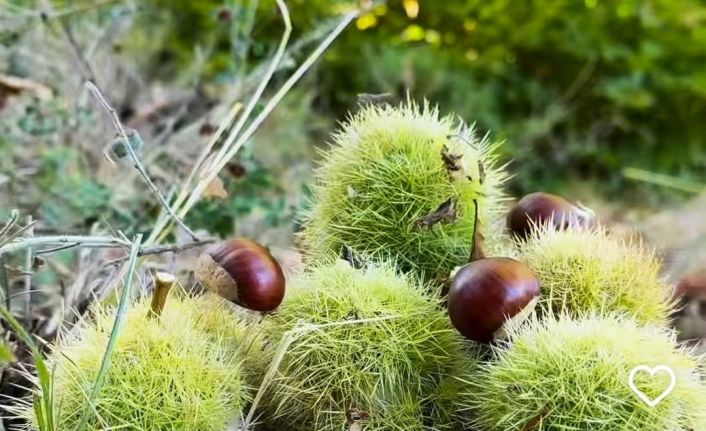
[{"left": 628, "top": 365, "right": 676, "bottom": 407}]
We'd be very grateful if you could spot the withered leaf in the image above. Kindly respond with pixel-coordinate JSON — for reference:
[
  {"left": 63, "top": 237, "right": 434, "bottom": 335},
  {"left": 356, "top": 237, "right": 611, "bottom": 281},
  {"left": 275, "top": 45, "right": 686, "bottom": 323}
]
[
  {"left": 347, "top": 407, "right": 370, "bottom": 431},
  {"left": 522, "top": 409, "right": 549, "bottom": 431},
  {"left": 341, "top": 244, "right": 367, "bottom": 269},
  {"left": 203, "top": 176, "right": 228, "bottom": 199},
  {"left": 441, "top": 145, "right": 463, "bottom": 172},
  {"left": 477, "top": 160, "right": 486, "bottom": 185},
  {"left": 415, "top": 198, "right": 457, "bottom": 228}
]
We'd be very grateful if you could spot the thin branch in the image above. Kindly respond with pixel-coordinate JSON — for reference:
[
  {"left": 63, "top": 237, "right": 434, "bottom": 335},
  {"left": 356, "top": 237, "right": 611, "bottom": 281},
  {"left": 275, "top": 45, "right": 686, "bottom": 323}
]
[
  {"left": 183, "top": 6, "right": 361, "bottom": 225},
  {"left": 0, "top": 235, "right": 132, "bottom": 256},
  {"left": 57, "top": 17, "right": 98, "bottom": 83},
  {"left": 35, "top": 242, "right": 81, "bottom": 255},
  {"left": 0, "top": 209, "right": 19, "bottom": 239},
  {"left": 23, "top": 215, "right": 33, "bottom": 325},
  {"left": 104, "top": 237, "right": 216, "bottom": 266},
  {"left": 84, "top": 81, "right": 199, "bottom": 241}
]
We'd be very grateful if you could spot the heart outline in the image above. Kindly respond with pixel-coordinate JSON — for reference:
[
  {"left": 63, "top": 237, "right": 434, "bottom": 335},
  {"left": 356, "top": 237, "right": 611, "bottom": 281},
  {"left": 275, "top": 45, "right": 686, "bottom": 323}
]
[{"left": 628, "top": 365, "right": 676, "bottom": 408}]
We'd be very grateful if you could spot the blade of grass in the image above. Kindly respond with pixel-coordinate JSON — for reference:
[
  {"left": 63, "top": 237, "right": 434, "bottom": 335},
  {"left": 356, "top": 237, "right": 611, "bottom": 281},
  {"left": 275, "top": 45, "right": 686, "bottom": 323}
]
[
  {"left": 75, "top": 233, "right": 142, "bottom": 431},
  {"left": 148, "top": 3, "right": 362, "bottom": 244},
  {"left": 623, "top": 167, "right": 704, "bottom": 194},
  {"left": 0, "top": 305, "right": 55, "bottom": 430},
  {"left": 162, "top": 7, "right": 360, "bottom": 244}
]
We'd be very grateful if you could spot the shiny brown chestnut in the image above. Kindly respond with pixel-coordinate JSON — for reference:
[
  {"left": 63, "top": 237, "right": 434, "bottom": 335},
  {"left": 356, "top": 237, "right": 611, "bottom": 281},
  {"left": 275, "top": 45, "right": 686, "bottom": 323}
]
[
  {"left": 507, "top": 192, "right": 595, "bottom": 239},
  {"left": 447, "top": 257, "right": 540, "bottom": 343},
  {"left": 195, "top": 238, "right": 285, "bottom": 312},
  {"left": 672, "top": 271, "right": 706, "bottom": 342}
]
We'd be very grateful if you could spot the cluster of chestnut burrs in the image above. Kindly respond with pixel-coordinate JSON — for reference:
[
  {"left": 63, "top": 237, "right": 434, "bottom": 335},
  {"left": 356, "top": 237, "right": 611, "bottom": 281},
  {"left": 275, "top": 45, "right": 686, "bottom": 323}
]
[
  {"left": 193, "top": 191, "right": 593, "bottom": 344},
  {"left": 447, "top": 192, "right": 594, "bottom": 342}
]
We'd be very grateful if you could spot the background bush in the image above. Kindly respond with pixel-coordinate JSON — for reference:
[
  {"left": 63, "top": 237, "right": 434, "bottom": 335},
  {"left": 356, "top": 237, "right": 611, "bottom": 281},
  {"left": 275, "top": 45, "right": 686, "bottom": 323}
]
[{"left": 278, "top": 0, "right": 706, "bottom": 199}]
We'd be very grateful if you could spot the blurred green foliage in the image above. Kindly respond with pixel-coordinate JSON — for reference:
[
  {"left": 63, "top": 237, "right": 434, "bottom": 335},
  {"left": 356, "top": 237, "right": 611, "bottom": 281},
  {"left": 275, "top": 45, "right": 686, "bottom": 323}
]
[
  {"left": 134, "top": 0, "right": 670, "bottom": 200},
  {"left": 132, "top": 0, "right": 706, "bottom": 197},
  {"left": 294, "top": 0, "right": 706, "bottom": 197},
  {"left": 186, "top": 150, "right": 290, "bottom": 237}
]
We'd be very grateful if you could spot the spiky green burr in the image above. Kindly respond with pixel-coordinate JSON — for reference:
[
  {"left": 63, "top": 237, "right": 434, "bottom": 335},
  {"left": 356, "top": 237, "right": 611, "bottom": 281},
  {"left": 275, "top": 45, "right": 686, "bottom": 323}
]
[
  {"left": 300, "top": 100, "right": 507, "bottom": 284},
  {"left": 18, "top": 294, "right": 252, "bottom": 431},
  {"left": 260, "top": 259, "right": 475, "bottom": 431},
  {"left": 518, "top": 224, "right": 674, "bottom": 325},
  {"left": 464, "top": 314, "right": 706, "bottom": 431}
]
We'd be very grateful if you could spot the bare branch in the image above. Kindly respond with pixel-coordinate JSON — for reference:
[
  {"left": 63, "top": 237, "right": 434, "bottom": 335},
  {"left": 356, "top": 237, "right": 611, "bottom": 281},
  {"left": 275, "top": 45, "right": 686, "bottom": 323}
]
[
  {"left": 104, "top": 238, "right": 216, "bottom": 267},
  {"left": 84, "top": 81, "right": 200, "bottom": 242}
]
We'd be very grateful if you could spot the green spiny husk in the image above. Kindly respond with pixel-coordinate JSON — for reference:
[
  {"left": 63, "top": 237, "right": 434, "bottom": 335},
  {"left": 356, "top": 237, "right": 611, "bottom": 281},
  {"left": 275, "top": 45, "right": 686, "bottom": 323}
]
[
  {"left": 16, "top": 294, "right": 254, "bottom": 431},
  {"left": 299, "top": 99, "right": 508, "bottom": 284},
  {"left": 259, "top": 259, "right": 478, "bottom": 431},
  {"left": 463, "top": 314, "right": 706, "bottom": 431},
  {"left": 518, "top": 224, "right": 674, "bottom": 325}
]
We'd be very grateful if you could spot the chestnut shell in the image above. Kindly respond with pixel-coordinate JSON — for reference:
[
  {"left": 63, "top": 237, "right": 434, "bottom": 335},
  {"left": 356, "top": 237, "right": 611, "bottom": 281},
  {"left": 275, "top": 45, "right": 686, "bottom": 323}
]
[
  {"left": 507, "top": 192, "right": 595, "bottom": 239},
  {"left": 447, "top": 257, "right": 540, "bottom": 343},
  {"left": 196, "top": 238, "right": 285, "bottom": 312}
]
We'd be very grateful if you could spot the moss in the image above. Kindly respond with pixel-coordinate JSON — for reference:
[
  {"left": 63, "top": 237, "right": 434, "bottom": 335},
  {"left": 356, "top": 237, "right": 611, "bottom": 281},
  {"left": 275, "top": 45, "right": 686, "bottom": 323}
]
[
  {"left": 260, "top": 259, "right": 476, "bottom": 431},
  {"left": 518, "top": 224, "right": 674, "bottom": 325},
  {"left": 300, "top": 100, "right": 507, "bottom": 284},
  {"left": 21, "top": 294, "right": 251, "bottom": 431},
  {"left": 463, "top": 314, "right": 706, "bottom": 431}
]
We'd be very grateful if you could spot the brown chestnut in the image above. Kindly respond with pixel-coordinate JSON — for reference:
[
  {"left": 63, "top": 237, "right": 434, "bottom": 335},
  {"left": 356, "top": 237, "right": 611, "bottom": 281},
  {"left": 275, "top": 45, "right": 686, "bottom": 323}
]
[
  {"left": 195, "top": 238, "right": 285, "bottom": 312},
  {"left": 507, "top": 192, "right": 595, "bottom": 239},
  {"left": 672, "top": 271, "right": 706, "bottom": 342},
  {"left": 447, "top": 257, "right": 540, "bottom": 343}
]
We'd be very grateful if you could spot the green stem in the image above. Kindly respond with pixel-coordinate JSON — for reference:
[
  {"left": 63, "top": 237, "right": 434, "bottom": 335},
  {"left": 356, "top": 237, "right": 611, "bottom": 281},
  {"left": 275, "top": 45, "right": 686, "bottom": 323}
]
[{"left": 76, "top": 234, "right": 142, "bottom": 431}]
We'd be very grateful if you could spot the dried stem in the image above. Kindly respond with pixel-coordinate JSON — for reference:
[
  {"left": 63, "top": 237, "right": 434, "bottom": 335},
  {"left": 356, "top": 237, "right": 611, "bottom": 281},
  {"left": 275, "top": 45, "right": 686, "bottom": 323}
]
[
  {"left": 148, "top": 271, "right": 176, "bottom": 318},
  {"left": 0, "top": 209, "right": 19, "bottom": 239},
  {"left": 0, "top": 235, "right": 132, "bottom": 256},
  {"left": 148, "top": 3, "right": 361, "bottom": 245},
  {"left": 104, "top": 237, "right": 216, "bottom": 266},
  {"left": 23, "top": 215, "right": 33, "bottom": 325},
  {"left": 184, "top": 6, "right": 360, "bottom": 219},
  {"left": 84, "top": 80, "right": 199, "bottom": 242},
  {"left": 1, "top": 254, "right": 9, "bottom": 310},
  {"left": 469, "top": 199, "right": 486, "bottom": 262}
]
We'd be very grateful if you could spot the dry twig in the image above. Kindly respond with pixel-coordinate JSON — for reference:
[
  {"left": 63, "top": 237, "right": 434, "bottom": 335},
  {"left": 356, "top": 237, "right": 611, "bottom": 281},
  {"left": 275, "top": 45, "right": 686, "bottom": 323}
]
[{"left": 84, "top": 81, "right": 199, "bottom": 242}]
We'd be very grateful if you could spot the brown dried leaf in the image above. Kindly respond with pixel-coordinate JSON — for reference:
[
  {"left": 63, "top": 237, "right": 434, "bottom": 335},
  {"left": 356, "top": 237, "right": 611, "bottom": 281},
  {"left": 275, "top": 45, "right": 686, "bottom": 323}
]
[
  {"left": 203, "top": 176, "right": 228, "bottom": 199},
  {"left": 347, "top": 407, "right": 370, "bottom": 431},
  {"left": 415, "top": 198, "right": 457, "bottom": 228},
  {"left": 441, "top": 145, "right": 463, "bottom": 172},
  {"left": 0, "top": 74, "right": 52, "bottom": 100}
]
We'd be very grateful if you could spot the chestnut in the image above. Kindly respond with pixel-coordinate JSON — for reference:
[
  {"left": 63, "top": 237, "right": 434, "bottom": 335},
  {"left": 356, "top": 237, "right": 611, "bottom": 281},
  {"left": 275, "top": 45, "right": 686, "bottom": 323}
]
[
  {"left": 507, "top": 192, "right": 595, "bottom": 239},
  {"left": 195, "top": 238, "right": 285, "bottom": 312},
  {"left": 447, "top": 257, "right": 540, "bottom": 343},
  {"left": 672, "top": 271, "right": 706, "bottom": 342}
]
